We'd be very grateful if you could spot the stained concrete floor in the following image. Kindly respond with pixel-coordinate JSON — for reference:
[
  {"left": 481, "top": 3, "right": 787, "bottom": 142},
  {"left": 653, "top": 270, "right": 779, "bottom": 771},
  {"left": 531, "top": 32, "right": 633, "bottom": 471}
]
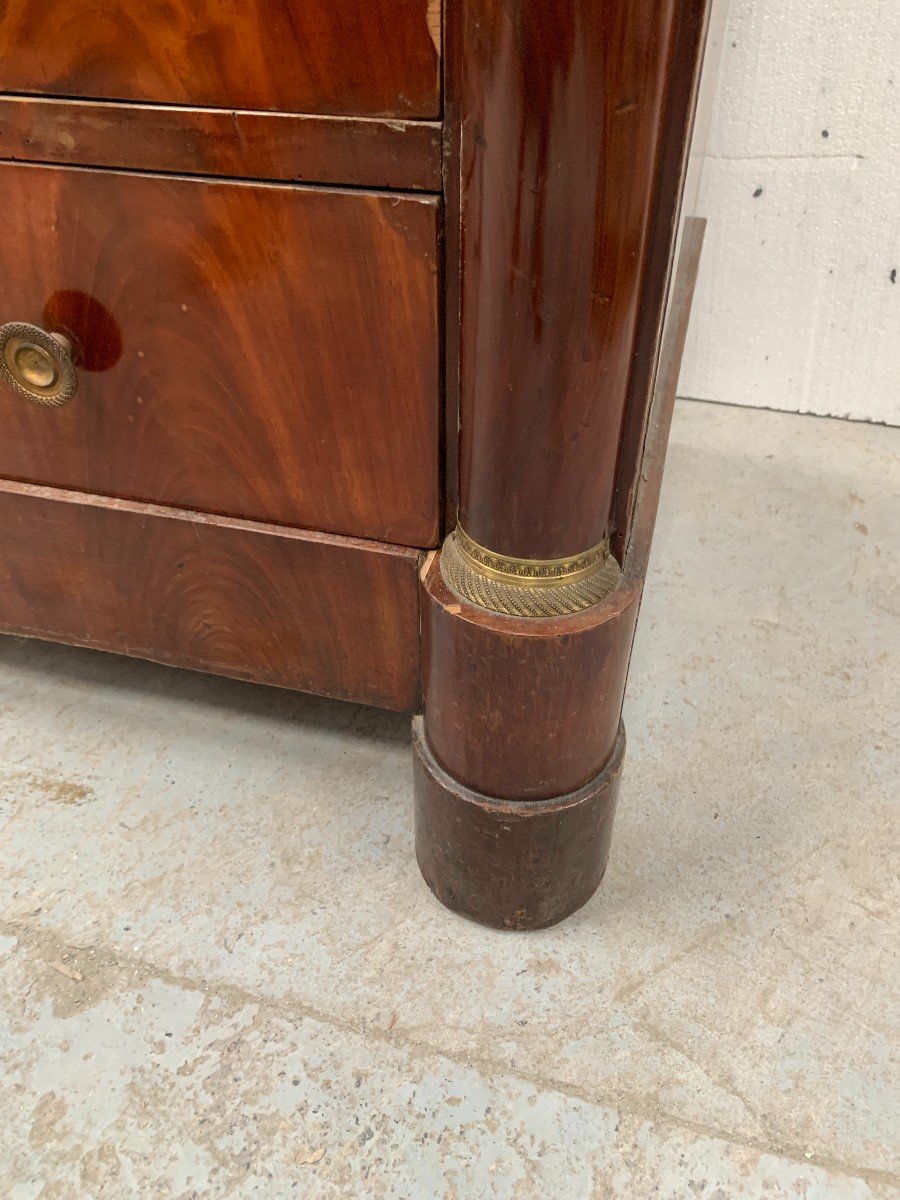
[{"left": 0, "top": 400, "right": 897, "bottom": 1199}]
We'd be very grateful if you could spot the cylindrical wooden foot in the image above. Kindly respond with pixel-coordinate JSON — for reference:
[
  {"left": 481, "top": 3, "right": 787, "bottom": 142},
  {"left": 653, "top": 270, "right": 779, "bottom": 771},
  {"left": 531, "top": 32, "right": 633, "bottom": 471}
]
[{"left": 413, "top": 716, "right": 626, "bottom": 931}]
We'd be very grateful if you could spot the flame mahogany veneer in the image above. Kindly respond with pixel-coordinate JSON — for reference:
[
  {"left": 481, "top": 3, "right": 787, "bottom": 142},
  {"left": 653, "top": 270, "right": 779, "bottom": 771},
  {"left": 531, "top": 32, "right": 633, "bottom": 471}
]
[
  {"left": 0, "top": 165, "right": 441, "bottom": 546},
  {"left": 0, "top": 0, "right": 441, "bottom": 117},
  {"left": 0, "top": 0, "right": 711, "bottom": 929}
]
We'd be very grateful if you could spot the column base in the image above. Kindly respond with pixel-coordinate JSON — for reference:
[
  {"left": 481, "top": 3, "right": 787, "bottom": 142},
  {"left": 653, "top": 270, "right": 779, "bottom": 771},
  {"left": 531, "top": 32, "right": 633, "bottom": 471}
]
[{"left": 412, "top": 717, "right": 626, "bottom": 931}]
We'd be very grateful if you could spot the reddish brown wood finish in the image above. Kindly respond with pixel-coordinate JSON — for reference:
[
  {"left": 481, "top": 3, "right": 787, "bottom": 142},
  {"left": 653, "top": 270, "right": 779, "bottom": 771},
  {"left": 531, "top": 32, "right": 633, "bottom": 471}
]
[
  {"left": 0, "top": 0, "right": 441, "bottom": 118},
  {"left": 455, "top": 0, "right": 707, "bottom": 560},
  {"left": 0, "top": 163, "right": 440, "bottom": 547},
  {"left": 611, "top": 4, "right": 712, "bottom": 560},
  {"left": 440, "top": 0, "right": 465, "bottom": 524},
  {"left": 415, "top": 216, "right": 708, "bottom": 927},
  {"left": 414, "top": 719, "right": 625, "bottom": 930},
  {"left": 421, "top": 555, "right": 640, "bottom": 800},
  {"left": 0, "top": 0, "right": 715, "bottom": 930},
  {"left": 0, "top": 98, "right": 443, "bottom": 192},
  {"left": 0, "top": 480, "right": 423, "bottom": 712}
]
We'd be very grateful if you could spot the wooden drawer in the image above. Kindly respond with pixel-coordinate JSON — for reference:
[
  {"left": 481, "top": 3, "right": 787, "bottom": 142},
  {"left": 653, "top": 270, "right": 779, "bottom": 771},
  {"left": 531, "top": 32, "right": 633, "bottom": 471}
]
[
  {"left": 0, "top": 481, "right": 423, "bottom": 712},
  {"left": 0, "top": 163, "right": 440, "bottom": 547},
  {"left": 0, "top": 0, "right": 441, "bottom": 118},
  {"left": 0, "top": 96, "right": 443, "bottom": 192}
]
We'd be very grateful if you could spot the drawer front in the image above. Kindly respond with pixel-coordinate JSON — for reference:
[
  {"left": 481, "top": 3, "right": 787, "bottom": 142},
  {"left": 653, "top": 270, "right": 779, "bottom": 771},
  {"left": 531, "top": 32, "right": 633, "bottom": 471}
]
[
  {"left": 0, "top": 0, "right": 441, "bottom": 118},
  {"left": 0, "top": 97, "right": 443, "bottom": 192},
  {"left": 0, "top": 481, "right": 423, "bottom": 712},
  {"left": 0, "top": 164, "right": 440, "bottom": 548}
]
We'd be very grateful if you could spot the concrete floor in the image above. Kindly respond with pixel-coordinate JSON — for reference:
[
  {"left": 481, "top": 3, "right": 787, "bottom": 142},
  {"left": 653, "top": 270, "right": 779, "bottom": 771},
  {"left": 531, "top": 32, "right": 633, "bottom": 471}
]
[{"left": 0, "top": 400, "right": 897, "bottom": 1199}]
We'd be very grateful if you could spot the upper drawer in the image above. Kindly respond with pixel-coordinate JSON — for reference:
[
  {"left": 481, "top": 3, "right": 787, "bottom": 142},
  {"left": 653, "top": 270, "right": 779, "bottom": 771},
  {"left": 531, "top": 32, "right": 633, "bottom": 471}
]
[
  {"left": 0, "top": 0, "right": 441, "bottom": 118},
  {"left": 0, "top": 163, "right": 440, "bottom": 547}
]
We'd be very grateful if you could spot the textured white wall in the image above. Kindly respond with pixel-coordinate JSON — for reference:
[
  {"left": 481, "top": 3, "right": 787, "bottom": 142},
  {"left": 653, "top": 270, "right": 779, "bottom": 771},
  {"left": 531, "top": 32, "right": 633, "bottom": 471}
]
[{"left": 679, "top": 0, "right": 900, "bottom": 424}]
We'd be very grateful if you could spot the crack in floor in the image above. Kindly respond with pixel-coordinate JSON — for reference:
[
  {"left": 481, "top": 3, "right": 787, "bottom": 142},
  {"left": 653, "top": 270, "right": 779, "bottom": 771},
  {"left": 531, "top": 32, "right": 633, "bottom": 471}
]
[{"left": 2, "top": 915, "right": 896, "bottom": 1193}]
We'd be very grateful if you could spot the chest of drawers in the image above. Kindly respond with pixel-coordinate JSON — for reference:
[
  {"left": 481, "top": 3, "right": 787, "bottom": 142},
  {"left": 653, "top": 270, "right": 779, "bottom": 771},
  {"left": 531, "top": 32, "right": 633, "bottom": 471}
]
[{"left": 0, "top": 0, "right": 713, "bottom": 928}]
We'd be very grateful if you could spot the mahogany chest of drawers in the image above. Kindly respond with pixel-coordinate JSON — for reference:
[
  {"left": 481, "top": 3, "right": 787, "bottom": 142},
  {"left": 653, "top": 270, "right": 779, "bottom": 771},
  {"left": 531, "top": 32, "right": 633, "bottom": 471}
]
[{"left": 0, "top": 0, "right": 712, "bottom": 928}]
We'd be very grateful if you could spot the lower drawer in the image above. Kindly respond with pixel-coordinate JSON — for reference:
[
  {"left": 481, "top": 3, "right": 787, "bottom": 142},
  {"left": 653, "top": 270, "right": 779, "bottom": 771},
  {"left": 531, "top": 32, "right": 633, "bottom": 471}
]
[{"left": 0, "top": 480, "right": 422, "bottom": 712}]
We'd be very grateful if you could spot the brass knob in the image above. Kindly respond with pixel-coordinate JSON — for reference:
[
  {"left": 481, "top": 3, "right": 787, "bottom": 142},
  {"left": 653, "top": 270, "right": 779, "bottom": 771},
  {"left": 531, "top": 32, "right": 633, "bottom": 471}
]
[{"left": 0, "top": 322, "right": 78, "bottom": 407}]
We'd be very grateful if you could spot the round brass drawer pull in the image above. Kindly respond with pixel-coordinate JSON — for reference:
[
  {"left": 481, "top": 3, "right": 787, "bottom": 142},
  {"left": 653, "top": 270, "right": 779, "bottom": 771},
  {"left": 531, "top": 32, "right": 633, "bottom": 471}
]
[{"left": 0, "top": 322, "right": 78, "bottom": 407}]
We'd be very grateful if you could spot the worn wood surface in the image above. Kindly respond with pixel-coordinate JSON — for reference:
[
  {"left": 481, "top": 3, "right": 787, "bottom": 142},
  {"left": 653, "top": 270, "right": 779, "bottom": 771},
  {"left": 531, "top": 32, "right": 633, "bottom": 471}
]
[
  {"left": 0, "top": 0, "right": 441, "bottom": 118},
  {"left": 0, "top": 163, "right": 441, "bottom": 547},
  {"left": 610, "top": 4, "right": 712, "bottom": 560},
  {"left": 421, "top": 222, "right": 708, "bottom": 794},
  {"left": 453, "top": 0, "right": 706, "bottom": 559},
  {"left": 414, "top": 718, "right": 624, "bottom": 930},
  {"left": 0, "top": 97, "right": 443, "bottom": 192},
  {"left": 415, "top": 210, "right": 707, "bottom": 926},
  {"left": 0, "top": 480, "right": 423, "bottom": 712},
  {"left": 420, "top": 554, "right": 640, "bottom": 801},
  {"left": 439, "top": 0, "right": 464, "bottom": 527}
]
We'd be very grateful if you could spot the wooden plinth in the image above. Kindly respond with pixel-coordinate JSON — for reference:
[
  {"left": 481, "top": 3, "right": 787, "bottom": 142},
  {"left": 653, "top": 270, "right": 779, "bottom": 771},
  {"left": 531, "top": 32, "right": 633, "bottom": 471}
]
[{"left": 413, "top": 717, "right": 626, "bottom": 930}]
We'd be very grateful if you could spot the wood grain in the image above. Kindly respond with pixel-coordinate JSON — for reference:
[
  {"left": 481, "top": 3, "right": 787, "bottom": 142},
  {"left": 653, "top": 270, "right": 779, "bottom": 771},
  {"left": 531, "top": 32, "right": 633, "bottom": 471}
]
[
  {"left": 440, "top": 0, "right": 465, "bottom": 527},
  {"left": 0, "top": 162, "right": 441, "bottom": 547},
  {"left": 610, "top": 3, "right": 712, "bottom": 560},
  {"left": 415, "top": 1, "right": 712, "bottom": 927},
  {"left": 0, "top": 480, "right": 423, "bottom": 712},
  {"left": 414, "top": 215, "right": 708, "bottom": 926},
  {"left": 454, "top": 0, "right": 704, "bottom": 559},
  {"left": 0, "top": 97, "right": 443, "bottom": 192},
  {"left": 420, "top": 553, "right": 640, "bottom": 801},
  {"left": 414, "top": 717, "right": 624, "bottom": 930},
  {"left": 0, "top": 0, "right": 441, "bottom": 118}
]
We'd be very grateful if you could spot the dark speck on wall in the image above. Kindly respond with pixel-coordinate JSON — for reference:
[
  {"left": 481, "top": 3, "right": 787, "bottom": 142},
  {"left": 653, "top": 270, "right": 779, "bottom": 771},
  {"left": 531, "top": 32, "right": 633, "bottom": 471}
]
[
  {"left": 891, "top": 269, "right": 897, "bottom": 284},
  {"left": 821, "top": 129, "right": 830, "bottom": 138},
  {"left": 753, "top": 186, "right": 764, "bottom": 198}
]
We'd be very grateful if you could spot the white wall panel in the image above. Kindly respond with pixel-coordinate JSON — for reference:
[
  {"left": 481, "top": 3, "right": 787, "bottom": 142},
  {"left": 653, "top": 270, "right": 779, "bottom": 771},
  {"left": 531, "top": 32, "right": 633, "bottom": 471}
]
[{"left": 679, "top": 0, "right": 900, "bottom": 424}]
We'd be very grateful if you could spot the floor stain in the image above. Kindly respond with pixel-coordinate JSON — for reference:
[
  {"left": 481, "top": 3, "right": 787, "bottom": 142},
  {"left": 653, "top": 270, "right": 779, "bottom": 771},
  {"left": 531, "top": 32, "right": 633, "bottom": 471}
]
[{"left": 3, "top": 771, "right": 96, "bottom": 807}]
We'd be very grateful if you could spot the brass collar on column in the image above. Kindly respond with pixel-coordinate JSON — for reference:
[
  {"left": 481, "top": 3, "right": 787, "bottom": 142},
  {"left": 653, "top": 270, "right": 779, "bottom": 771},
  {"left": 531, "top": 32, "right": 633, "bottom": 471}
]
[{"left": 440, "top": 527, "right": 622, "bottom": 618}]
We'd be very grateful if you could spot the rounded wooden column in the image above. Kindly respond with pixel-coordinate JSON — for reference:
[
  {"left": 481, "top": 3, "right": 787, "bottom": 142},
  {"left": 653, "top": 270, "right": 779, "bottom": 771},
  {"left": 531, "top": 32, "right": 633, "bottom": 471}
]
[
  {"left": 416, "top": 0, "right": 711, "bottom": 929},
  {"left": 458, "top": 0, "right": 683, "bottom": 560}
]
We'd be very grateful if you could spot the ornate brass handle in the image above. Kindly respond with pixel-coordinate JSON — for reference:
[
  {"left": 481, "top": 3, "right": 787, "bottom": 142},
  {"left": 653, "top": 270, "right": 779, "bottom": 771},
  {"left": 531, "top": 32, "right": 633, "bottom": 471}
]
[{"left": 0, "top": 322, "right": 78, "bottom": 407}]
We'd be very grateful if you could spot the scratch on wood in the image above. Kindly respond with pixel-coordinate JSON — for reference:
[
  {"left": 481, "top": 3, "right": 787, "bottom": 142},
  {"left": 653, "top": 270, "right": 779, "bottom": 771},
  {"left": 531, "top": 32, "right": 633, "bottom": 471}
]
[{"left": 427, "top": 0, "right": 441, "bottom": 57}]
